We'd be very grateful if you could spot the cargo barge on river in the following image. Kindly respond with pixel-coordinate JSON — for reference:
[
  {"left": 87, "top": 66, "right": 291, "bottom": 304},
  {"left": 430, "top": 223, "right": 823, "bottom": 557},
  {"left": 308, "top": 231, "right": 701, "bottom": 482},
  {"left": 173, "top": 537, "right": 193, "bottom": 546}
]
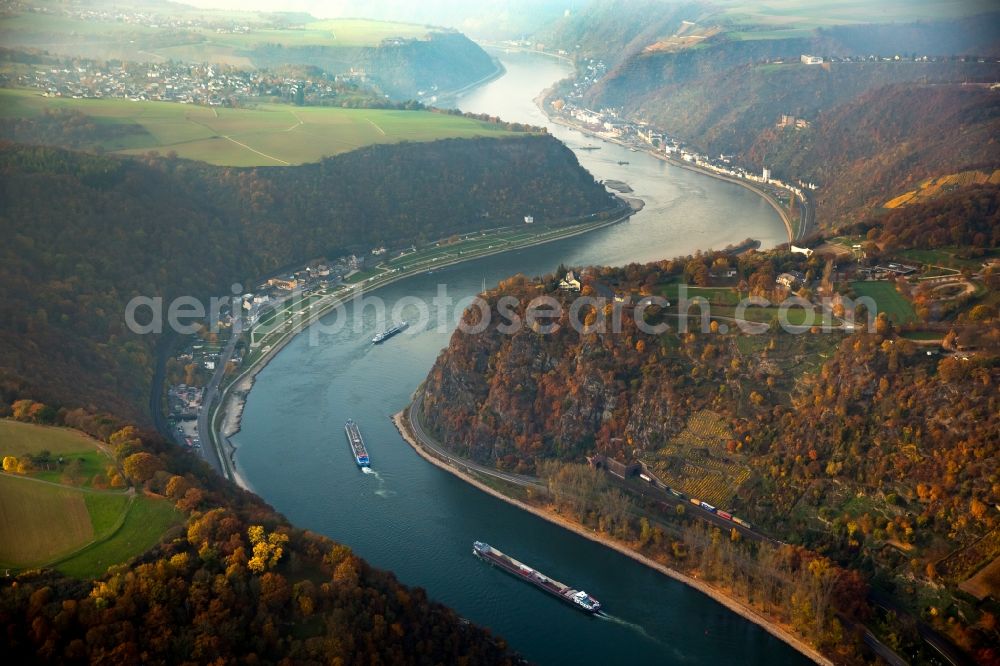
[
  {"left": 372, "top": 321, "right": 408, "bottom": 344},
  {"left": 472, "top": 541, "right": 602, "bottom": 614},
  {"left": 344, "top": 419, "right": 370, "bottom": 467}
]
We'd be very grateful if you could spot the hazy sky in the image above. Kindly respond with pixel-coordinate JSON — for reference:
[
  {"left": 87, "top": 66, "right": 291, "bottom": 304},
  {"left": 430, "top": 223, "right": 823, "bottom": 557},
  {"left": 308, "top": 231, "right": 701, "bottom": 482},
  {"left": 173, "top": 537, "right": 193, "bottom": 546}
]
[
  {"left": 179, "top": 0, "right": 587, "bottom": 37},
  {"left": 180, "top": 0, "right": 566, "bottom": 21},
  {"left": 182, "top": 0, "right": 340, "bottom": 17},
  {"left": 179, "top": 0, "right": 998, "bottom": 16},
  {"left": 178, "top": 0, "right": 999, "bottom": 35}
]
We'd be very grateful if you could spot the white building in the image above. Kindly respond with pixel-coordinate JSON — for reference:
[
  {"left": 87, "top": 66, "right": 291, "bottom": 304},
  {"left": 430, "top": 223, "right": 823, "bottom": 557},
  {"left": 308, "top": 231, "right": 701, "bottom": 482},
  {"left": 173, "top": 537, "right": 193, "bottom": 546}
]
[
  {"left": 559, "top": 270, "right": 581, "bottom": 291},
  {"left": 776, "top": 271, "right": 806, "bottom": 289},
  {"left": 524, "top": 215, "right": 534, "bottom": 224},
  {"left": 800, "top": 54, "right": 823, "bottom": 65}
]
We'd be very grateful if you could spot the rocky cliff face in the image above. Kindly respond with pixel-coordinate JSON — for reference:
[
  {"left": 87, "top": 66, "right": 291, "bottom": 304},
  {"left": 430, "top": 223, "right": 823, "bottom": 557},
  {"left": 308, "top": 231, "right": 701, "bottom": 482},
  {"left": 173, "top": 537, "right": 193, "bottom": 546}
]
[
  {"left": 568, "top": 14, "right": 1000, "bottom": 229},
  {"left": 422, "top": 320, "right": 687, "bottom": 470},
  {"left": 744, "top": 83, "right": 1000, "bottom": 228},
  {"left": 420, "top": 274, "right": 694, "bottom": 473}
]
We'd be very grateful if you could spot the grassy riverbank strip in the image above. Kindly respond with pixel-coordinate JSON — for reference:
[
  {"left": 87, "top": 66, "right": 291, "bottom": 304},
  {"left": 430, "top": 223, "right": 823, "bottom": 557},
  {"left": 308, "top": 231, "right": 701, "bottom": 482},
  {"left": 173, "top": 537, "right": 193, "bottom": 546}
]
[
  {"left": 391, "top": 409, "right": 833, "bottom": 666},
  {"left": 209, "top": 206, "right": 638, "bottom": 488}
]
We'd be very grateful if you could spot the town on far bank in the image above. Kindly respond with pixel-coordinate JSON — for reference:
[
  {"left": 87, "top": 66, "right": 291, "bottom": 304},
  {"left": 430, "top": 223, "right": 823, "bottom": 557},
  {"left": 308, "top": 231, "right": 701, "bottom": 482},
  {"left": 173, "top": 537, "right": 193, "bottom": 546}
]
[
  {"left": 164, "top": 206, "right": 998, "bottom": 471},
  {"left": 543, "top": 57, "right": 817, "bottom": 239},
  {"left": 166, "top": 245, "right": 405, "bottom": 450},
  {"left": 528, "top": 43, "right": 998, "bottom": 243},
  {"left": 162, "top": 205, "right": 633, "bottom": 463}
]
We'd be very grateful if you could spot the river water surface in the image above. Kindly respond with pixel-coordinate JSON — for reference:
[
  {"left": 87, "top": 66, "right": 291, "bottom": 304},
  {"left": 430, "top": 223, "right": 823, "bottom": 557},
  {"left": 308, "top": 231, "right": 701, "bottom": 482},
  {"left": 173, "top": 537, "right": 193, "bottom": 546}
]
[{"left": 233, "top": 51, "right": 807, "bottom": 665}]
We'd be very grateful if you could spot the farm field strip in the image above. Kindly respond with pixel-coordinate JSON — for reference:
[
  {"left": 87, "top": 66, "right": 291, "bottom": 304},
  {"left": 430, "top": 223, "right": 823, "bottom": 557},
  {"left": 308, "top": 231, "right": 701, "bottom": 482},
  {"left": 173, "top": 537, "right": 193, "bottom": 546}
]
[
  {"left": 850, "top": 280, "right": 918, "bottom": 324},
  {"left": 0, "top": 421, "right": 182, "bottom": 577},
  {"left": 0, "top": 89, "right": 518, "bottom": 166},
  {"left": 55, "top": 495, "right": 181, "bottom": 579},
  {"left": 0, "top": 419, "right": 106, "bottom": 456},
  {"left": 0, "top": 14, "right": 436, "bottom": 57},
  {"left": 0, "top": 473, "right": 95, "bottom": 566}
]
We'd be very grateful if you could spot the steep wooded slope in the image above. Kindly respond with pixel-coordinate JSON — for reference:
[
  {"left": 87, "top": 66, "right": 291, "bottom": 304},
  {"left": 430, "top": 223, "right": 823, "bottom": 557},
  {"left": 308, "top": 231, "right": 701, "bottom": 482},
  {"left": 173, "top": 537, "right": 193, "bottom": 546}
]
[{"left": 0, "top": 136, "right": 617, "bottom": 420}]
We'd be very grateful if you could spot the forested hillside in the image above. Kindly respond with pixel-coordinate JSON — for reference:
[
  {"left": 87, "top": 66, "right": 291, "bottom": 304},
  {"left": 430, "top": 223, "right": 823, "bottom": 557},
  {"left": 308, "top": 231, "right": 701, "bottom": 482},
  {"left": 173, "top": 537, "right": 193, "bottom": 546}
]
[
  {"left": 0, "top": 136, "right": 617, "bottom": 421},
  {"left": 746, "top": 83, "right": 1000, "bottom": 227},
  {"left": 0, "top": 404, "right": 520, "bottom": 664},
  {"left": 418, "top": 189, "right": 1000, "bottom": 662},
  {"left": 591, "top": 59, "right": 999, "bottom": 161},
  {"left": 536, "top": 0, "right": 703, "bottom": 66},
  {"left": 554, "top": 4, "right": 1000, "bottom": 228},
  {"left": 544, "top": 3, "right": 1000, "bottom": 66},
  {"left": 251, "top": 32, "right": 499, "bottom": 99}
]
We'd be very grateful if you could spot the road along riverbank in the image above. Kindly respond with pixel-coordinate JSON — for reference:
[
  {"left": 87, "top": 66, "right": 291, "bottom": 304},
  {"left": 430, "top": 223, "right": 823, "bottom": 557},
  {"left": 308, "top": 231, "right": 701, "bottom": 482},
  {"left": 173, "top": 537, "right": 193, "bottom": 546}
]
[{"left": 391, "top": 409, "right": 833, "bottom": 666}]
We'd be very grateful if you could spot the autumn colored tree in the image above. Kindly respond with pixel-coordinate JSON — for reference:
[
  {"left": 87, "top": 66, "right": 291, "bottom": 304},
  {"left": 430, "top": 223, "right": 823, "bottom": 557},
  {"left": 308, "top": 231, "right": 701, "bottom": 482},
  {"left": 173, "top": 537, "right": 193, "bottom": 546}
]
[
  {"left": 247, "top": 525, "right": 289, "bottom": 574},
  {"left": 122, "top": 452, "right": 163, "bottom": 484}
]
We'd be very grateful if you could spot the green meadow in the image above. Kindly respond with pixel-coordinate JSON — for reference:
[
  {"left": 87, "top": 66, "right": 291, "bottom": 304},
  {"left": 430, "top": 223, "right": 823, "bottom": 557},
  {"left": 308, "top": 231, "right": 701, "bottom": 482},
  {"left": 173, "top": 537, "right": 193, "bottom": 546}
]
[
  {"left": 1, "top": 89, "right": 517, "bottom": 166},
  {"left": 207, "top": 18, "right": 433, "bottom": 49},
  {"left": 851, "top": 281, "right": 918, "bottom": 324},
  {"left": 0, "top": 421, "right": 182, "bottom": 577},
  {"left": 0, "top": 11, "right": 433, "bottom": 51},
  {"left": 56, "top": 495, "right": 181, "bottom": 579}
]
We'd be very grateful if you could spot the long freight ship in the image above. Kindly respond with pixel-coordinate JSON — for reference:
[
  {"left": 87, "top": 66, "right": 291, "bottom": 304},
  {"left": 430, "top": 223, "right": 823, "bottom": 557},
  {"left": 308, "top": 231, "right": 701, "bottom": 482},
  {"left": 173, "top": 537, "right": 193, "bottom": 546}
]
[
  {"left": 344, "top": 419, "right": 370, "bottom": 467},
  {"left": 372, "top": 320, "right": 408, "bottom": 344},
  {"left": 472, "top": 541, "right": 602, "bottom": 614}
]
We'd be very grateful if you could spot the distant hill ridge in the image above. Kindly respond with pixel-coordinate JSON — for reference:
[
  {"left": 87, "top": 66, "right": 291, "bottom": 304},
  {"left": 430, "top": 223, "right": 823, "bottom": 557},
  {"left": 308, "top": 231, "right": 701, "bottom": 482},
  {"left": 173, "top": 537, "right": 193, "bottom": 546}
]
[
  {"left": 0, "top": 135, "right": 617, "bottom": 420},
  {"left": 0, "top": 5, "right": 499, "bottom": 100},
  {"left": 541, "top": 4, "right": 1000, "bottom": 229},
  {"left": 249, "top": 31, "right": 500, "bottom": 99}
]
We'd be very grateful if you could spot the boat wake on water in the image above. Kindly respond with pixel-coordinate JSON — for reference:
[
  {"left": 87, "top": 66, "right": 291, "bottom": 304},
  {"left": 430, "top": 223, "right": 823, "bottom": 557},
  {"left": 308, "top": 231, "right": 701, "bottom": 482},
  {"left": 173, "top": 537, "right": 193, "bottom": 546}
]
[
  {"left": 595, "top": 611, "right": 662, "bottom": 645},
  {"left": 364, "top": 468, "right": 397, "bottom": 498}
]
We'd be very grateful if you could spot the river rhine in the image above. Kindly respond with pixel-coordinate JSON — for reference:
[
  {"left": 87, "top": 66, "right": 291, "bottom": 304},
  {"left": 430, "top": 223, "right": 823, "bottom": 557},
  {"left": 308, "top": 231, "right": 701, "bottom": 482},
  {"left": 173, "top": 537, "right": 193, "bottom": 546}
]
[{"left": 233, "top": 51, "right": 807, "bottom": 664}]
